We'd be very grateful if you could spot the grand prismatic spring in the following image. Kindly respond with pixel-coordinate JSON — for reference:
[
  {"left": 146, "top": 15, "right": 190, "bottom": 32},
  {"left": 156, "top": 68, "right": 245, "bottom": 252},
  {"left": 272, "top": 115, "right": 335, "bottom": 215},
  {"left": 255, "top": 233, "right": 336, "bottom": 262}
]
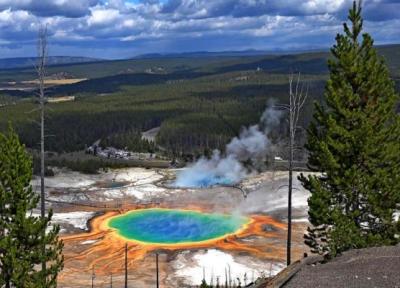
[
  {"left": 59, "top": 206, "right": 298, "bottom": 284},
  {"left": 55, "top": 168, "right": 310, "bottom": 287},
  {"left": 107, "top": 208, "right": 250, "bottom": 244}
]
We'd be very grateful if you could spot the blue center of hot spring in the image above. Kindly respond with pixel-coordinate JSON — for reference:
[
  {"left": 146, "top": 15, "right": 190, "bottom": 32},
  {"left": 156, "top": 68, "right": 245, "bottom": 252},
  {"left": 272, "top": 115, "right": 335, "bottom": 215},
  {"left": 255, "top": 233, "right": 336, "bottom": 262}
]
[
  {"left": 174, "top": 174, "right": 235, "bottom": 188},
  {"left": 108, "top": 209, "right": 249, "bottom": 244}
]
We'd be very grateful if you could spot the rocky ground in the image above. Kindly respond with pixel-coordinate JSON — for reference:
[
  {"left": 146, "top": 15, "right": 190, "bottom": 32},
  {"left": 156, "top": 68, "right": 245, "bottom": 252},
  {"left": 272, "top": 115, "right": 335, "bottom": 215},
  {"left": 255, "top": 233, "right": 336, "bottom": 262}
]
[
  {"left": 31, "top": 168, "right": 311, "bottom": 287},
  {"left": 283, "top": 244, "right": 400, "bottom": 288}
]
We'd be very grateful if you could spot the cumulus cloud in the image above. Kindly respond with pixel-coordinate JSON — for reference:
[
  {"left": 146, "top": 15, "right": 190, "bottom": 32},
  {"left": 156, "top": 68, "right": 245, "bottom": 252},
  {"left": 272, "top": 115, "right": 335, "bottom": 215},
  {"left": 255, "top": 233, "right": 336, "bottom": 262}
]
[
  {"left": 0, "top": 0, "right": 100, "bottom": 17},
  {"left": 0, "top": 0, "right": 398, "bottom": 58},
  {"left": 160, "top": 0, "right": 352, "bottom": 19},
  {"left": 364, "top": 0, "right": 400, "bottom": 21}
]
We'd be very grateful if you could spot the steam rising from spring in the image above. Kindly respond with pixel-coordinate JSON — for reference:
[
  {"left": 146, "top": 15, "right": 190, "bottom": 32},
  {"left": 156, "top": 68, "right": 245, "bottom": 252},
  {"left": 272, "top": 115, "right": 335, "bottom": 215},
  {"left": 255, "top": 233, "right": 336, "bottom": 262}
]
[{"left": 174, "top": 102, "right": 282, "bottom": 188}]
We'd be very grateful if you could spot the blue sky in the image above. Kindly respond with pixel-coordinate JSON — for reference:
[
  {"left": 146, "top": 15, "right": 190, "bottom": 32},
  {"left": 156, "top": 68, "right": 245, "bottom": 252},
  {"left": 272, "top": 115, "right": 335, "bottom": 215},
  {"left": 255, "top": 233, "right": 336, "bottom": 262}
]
[{"left": 0, "top": 0, "right": 399, "bottom": 59}]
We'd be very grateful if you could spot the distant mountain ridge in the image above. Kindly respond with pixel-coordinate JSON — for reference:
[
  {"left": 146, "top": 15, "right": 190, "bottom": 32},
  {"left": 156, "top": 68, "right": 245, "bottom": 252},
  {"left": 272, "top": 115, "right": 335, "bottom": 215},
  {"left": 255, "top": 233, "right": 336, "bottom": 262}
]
[
  {"left": 133, "top": 50, "right": 276, "bottom": 59},
  {"left": 133, "top": 44, "right": 399, "bottom": 59},
  {"left": 0, "top": 56, "right": 103, "bottom": 70},
  {"left": 1, "top": 44, "right": 398, "bottom": 70}
]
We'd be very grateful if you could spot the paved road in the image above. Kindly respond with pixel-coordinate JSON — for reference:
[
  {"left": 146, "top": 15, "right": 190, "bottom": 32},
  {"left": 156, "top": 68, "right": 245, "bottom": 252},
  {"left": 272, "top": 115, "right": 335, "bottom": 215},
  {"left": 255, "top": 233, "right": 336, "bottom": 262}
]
[{"left": 284, "top": 245, "right": 400, "bottom": 288}]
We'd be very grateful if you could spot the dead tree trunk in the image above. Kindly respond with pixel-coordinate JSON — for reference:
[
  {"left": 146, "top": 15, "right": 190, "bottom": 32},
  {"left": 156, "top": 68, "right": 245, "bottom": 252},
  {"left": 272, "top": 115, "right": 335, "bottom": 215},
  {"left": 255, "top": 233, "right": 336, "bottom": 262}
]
[
  {"left": 156, "top": 253, "right": 159, "bottom": 288},
  {"left": 125, "top": 243, "right": 128, "bottom": 288},
  {"left": 91, "top": 266, "right": 95, "bottom": 288},
  {"left": 36, "top": 24, "right": 48, "bottom": 279},
  {"left": 287, "top": 107, "right": 293, "bottom": 266},
  {"left": 286, "top": 73, "right": 308, "bottom": 266}
]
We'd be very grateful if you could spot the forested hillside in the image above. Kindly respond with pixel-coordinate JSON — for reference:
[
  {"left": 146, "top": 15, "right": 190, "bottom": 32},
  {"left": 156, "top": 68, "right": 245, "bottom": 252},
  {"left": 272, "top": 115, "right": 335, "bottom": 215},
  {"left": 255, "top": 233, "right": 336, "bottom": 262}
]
[
  {"left": 0, "top": 56, "right": 101, "bottom": 70},
  {"left": 0, "top": 45, "right": 399, "bottom": 156}
]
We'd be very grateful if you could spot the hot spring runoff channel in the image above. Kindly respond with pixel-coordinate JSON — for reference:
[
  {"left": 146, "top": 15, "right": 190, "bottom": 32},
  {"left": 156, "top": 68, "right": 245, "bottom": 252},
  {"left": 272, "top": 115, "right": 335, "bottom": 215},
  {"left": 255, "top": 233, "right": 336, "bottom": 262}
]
[{"left": 107, "top": 209, "right": 250, "bottom": 244}]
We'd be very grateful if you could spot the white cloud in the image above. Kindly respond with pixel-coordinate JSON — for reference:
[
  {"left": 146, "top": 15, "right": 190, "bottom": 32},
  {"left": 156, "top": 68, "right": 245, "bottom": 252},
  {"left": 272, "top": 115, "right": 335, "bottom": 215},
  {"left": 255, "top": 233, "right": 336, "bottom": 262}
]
[
  {"left": 0, "top": 0, "right": 99, "bottom": 17},
  {"left": 299, "top": 0, "right": 349, "bottom": 14},
  {"left": 0, "top": 0, "right": 398, "bottom": 58},
  {"left": 88, "top": 8, "right": 121, "bottom": 26}
]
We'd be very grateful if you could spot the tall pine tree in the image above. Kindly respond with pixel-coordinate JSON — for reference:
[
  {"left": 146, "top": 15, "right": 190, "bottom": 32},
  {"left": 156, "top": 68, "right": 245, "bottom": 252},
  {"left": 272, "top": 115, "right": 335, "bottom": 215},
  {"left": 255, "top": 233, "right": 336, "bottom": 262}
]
[
  {"left": 0, "top": 127, "right": 63, "bottom": 287},
  {"left": 299, "top": 1, "right": 400, "bottom": 257}
]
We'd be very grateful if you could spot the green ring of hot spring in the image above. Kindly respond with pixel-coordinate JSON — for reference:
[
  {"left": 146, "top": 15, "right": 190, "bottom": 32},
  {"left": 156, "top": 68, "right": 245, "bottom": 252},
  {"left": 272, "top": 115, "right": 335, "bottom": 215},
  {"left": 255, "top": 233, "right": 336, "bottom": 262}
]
[{"left": 107, "top": 208, "right": 250, "bottom": 244}]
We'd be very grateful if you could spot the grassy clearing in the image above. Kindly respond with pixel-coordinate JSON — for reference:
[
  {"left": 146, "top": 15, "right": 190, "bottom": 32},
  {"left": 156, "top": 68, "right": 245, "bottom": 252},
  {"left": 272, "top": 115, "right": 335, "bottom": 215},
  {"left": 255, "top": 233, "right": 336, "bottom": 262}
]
[{"left": 22, "top": 78, "right": 87, "bottom": 85}]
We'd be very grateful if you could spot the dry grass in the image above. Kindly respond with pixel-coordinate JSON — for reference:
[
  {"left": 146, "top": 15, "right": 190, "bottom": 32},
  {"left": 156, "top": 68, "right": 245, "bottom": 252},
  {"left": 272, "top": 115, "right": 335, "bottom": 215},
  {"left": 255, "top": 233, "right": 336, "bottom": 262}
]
[{"left": 22, "top": 78, "right": 87, "bottom": 85}]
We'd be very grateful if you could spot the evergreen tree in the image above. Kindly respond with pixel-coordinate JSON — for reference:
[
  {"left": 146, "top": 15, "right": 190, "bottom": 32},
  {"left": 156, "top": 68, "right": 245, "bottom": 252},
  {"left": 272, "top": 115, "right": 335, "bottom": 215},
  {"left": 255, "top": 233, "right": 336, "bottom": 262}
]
[
  {"left": 200, "top": 279, "right": 209, "bottom": 288},
  {"left": 0, "top": 127, "right": 63, "bottom": 287},
  {"left": 299, "top": 1, "right": 400, "bottom": 257}
]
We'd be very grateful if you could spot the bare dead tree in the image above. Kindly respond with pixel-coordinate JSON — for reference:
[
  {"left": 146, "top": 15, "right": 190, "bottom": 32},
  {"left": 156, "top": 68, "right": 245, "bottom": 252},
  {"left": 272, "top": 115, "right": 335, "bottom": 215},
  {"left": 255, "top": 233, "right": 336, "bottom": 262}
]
[
  {"left": 156, "top": 252, "right": 159, "bottom": 288},
  {"left": 287, "top": 73, "right": 308, "bottom": 265},
  {"left": 35, "top": 24, "right": 48, "bottom": 278},
  {"left": 272, "top": 73, "right": 308, "bottom": 266},
  {"left": 91, "top": 266, "right": 95, "bottom": 288},
  {"left": 125, "top": 243, "right": 128, "bottom": 288}
]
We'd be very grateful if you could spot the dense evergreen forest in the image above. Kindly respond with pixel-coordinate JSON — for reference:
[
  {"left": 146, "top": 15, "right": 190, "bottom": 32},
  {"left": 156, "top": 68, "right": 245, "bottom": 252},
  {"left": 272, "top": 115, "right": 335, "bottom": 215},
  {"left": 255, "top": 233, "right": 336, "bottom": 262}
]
[{"left": 0, "top": 46, "right": 399, "bottom": 156}]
